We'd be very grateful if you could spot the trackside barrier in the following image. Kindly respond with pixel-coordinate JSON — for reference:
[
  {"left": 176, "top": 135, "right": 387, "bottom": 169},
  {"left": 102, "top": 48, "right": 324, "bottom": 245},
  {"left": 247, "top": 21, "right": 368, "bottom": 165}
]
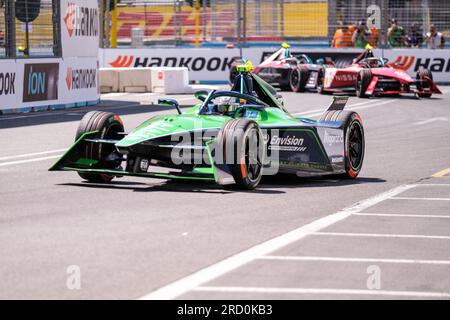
[
  {"left": 100, "top": 48, "right": 450, "bottom": 84},
  {"left": 150, "top": 67, "right": 189, "bottom": 94},
  {"left": 99, "top": 68, "right": 120, "bottom": 93},
  {"left": 100, "top": 67, "right": 192, "bottom": 94}
]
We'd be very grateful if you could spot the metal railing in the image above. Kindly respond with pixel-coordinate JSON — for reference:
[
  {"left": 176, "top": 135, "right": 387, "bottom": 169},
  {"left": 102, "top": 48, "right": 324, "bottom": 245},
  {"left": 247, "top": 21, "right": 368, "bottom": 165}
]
[{"left": 108, "top": 0, "right": 449, "bottom": 49}]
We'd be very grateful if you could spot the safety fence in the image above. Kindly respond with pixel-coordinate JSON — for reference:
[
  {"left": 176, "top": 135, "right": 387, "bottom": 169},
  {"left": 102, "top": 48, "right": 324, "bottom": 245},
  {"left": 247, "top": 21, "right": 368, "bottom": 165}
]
[{"left": 107, "top": 0, "right": 449, "bottom": 49}]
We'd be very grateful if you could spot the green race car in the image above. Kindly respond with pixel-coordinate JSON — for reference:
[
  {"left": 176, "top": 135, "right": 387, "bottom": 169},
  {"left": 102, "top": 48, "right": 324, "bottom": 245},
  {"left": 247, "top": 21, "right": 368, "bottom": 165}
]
[{"left": 50, "top": 66, "right": 365, "bottom": 190}]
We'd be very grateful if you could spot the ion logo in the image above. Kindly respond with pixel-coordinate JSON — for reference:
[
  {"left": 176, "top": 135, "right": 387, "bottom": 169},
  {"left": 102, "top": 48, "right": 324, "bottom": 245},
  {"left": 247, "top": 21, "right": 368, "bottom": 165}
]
[
  {"left": 64, "top": 2, "right": 99, "bottom": 38},
  {"left": 23, "top": 63, "right": 59, "bottom": 103},
  {"left": 0, "top": 73, "right": 16, "bottom": 96},
  {"left": 66, "top": 68, "right": 97, "bottom": 90}
]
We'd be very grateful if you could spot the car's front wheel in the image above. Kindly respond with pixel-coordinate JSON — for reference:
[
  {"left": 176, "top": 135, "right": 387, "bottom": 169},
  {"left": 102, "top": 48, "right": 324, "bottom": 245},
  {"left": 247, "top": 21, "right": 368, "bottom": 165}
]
[
  {"left": 290, "top": 67, "right": 309, "bottom": 92},
  {"left": 416, "top": 69, "right": 433, "bottom": 98},
  {"left": 75, "top": 111, "right": 124, "bottom": 183},
  {"left": 217, "top": 119, "right": 264, "bottom": 190},
  {"left": 356, "top": 70, "right": 372, "bottom": 98}
]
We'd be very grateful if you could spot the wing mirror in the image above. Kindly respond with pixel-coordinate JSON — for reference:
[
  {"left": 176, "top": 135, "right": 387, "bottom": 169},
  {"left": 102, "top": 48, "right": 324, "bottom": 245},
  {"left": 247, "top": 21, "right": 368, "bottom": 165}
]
[{"left": 158, "top": 98, "right": 182, "bottom": 115}]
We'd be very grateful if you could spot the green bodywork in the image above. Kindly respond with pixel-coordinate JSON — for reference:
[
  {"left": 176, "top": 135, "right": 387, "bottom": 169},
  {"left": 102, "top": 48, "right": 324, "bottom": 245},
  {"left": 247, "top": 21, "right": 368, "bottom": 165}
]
[{"left": 50, "top": 73, "right": 344, "bottom": 184}]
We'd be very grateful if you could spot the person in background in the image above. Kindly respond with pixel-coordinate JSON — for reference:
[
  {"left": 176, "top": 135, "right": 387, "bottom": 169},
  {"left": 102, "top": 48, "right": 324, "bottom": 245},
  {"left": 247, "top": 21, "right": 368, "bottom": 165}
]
[
  {"left": 352, "top": 20, "right": 372, "bottom": 48},
  {"left": 368, "top": 26, "right": 379, "bottom": 48},
  {"left": 332, "top": 21, "right": 352, "bottom": 48},
  {"left": 424, "top": 24, "right": 445, "bottom": 49},
  {"left": 387, "top": 19, "right": 406, "bottom": 48},
  {"left": 406, "top": 23, "right": 424, "bottom": 48}
]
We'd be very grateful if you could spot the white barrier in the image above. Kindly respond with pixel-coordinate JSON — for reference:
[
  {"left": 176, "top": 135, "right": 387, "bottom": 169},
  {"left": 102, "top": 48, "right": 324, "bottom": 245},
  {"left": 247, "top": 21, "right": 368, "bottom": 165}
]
[
  {"left": 117, "top": 68, "right": 152, "bottom": 93},
  {"left": 100, "top": 47, "right": 450, "bottom": 83},
  {"left": 151, "top": 67, "right": 189, "bottom": 94},
  {"left": 99, "top": 68, "right": 120, "bottom": 93}
]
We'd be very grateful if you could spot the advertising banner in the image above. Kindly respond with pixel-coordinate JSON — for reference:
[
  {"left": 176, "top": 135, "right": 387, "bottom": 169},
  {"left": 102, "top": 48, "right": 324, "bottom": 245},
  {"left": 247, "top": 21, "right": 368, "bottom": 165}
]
[
  {"left": 101, "top": 48, "right": 450, "bottom": 83},
  {"left": 0, "top": 61, "right": 20, "bottom": 110},
  {"left": 61, "top": 0, "right": 100, "bottom": 58},
  {"left": 23, "top": 63, "right": 59, "bottom": 103}
]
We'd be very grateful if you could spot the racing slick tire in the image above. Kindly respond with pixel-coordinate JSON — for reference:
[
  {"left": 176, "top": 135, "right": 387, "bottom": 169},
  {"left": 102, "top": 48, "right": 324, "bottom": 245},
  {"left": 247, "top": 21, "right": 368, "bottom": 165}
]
[
  {"left": 320, "top": 110, "right": 365, "bottom": 179},
  {"left": 229, "top": 57, "right": 244, "bottom": 85},
  {"left": 290, "top": 66, "right": 309, "bottom": 92},
  {"left": 75, "top": 111, "right": 124, "bottom": 183},
  {"left": 217, "top": 119, "right": 264, "bottom": 190},
  {"left": 356, "top": 70, "right": 372, "bottom": 98},
  {"left": 416, "top": 69, "right": 433, "bottom": 98}
]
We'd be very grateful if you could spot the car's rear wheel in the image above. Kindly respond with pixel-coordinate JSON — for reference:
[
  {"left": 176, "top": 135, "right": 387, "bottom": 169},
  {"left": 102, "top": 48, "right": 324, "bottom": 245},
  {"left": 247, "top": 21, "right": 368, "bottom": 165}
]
[
  {"left": 416, "top": 69, "right": 433, "bottom": 98},
  {"left": 75, "top": 111, "right": 124, "bottom": 183},
  {"left": 356, "top": 70, "right": 372, "bottom": 98},
  {"left": 321, "top": 110, "right": 365, "bottom": 178},
  {"left": 218, "top": 119, "right": 264, "bottom": 190},
  {"left": 290, "top": 67, "right": 309, "bottom": 92}
]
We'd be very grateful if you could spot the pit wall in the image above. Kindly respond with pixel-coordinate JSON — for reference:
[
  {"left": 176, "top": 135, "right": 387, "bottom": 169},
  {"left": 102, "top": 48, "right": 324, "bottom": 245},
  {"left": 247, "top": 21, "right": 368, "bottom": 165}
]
[
  {"left": 100, "top": 48, "right": 450, "bottom": 84},
  {"left": 0, "top": 0, "right": 100, "bottom": 114}
]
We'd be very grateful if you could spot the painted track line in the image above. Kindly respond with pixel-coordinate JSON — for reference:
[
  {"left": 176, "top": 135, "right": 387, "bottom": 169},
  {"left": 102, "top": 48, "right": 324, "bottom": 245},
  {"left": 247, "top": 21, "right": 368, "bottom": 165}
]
[
  {"left": 139, "top": 184, "right": 416, "bottom": 300},
  {"left": 354, "top": 213, "right": 450, "bottom": 219},
  {"left": 433, "top": 168, "right": 450, "bottom": 178},
  {"left": 313, "top": 232, "right": 450, "bottom": 240},
  {"left": 259, "top": 255, "right": 450, "bottom": 265},
  {"left": 0, "top": 149, "right": 66, "bottom": 161},
  {"left": 192, "top": 286, "right": 450, "bottom": 298},
  {"left": 0, "top": 155, "right": 62, "bottom": 167},
  {"left": 391, "top": 197, "right": 450, "bottom": 201}
]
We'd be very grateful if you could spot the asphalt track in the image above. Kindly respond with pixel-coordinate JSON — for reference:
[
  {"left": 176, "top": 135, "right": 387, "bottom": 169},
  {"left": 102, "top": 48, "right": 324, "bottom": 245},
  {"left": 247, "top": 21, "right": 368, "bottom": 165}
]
[{"left": 1, "top": 88, "right": 450, "bottom": 300}]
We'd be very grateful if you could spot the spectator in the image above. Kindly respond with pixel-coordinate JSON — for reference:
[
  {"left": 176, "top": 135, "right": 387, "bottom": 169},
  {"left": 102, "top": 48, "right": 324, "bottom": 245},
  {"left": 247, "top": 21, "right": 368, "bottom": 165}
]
[
  {"left": 332, "top": 21, "right": 352, "bottom": 48},
  {"left": 424, "top": 24, "right": 445, "bottom": 49},
  {"left": 387, "top": 19, "right": 406, "bottom": 48},
  {"left": 406, "top": 23, "right": 424, "bottom": 48},
  {"left": 352, "top": 20, "right": 372, "bottom": 48},
  {"left": 368, "top": 26, "right": 379, "bottom": 48}
]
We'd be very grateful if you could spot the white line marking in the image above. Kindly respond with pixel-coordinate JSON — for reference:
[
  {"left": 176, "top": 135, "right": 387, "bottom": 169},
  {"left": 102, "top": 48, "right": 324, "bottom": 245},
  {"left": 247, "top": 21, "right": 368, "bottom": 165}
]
[
  {"left": 354, "top": 213, "right": 450, "bottom": 219},
  {"left": 139, "top": 184, "right": 416, "bottom": 300},
  {"left": 414, "top": 117, "right": 448, "bottom": 126},
  {"left": 0, "top": 149, "right": 66, "bottom": 161},
  {"left": 0, "top": 155, "right": 62, "bottom": 167},
  {"left": 391, "top": 197, "right": 450, "bottom": 201},
  {"left": 416, "top": 184, "right": 450, "bottom": 187},
  {"left": 260, "top": 255, "right": 450, "bottom": 265},
  {"left": 313, "top": 232, "right": 450, "bottom": 240},
  {"left": 192, "top": 286, "right": 450, "bottom": 298}
]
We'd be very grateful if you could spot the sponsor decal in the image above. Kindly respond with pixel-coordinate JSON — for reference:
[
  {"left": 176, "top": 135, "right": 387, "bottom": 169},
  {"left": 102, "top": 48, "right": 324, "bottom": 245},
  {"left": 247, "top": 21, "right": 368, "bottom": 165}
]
[
  {"left": 324, "top": 131, "right": 344, "bottom": 147},
  {"left": 108, "top": 55, "right": 234, "bottom": 72},
  {"left": 389, "top": 56, "right": 415, "bottom": 71},
  {"left": 23, "top": 63, "right": 59, "bottom": 103},
  {"left": 331, "top": 156, "right": 344, "bottom": 163},
  {"left": 390, "top": 55, "right": 450, "bottom": 73},
  {"left": 66, "top": 68, "right": 97, "bottom": 90},
  {"left": 269, "top": 135, "right": 307, "bottom": 152},
  {"left": 64, "top": 2, "right": 99, "bottom": 38},
  {"left": 0, "top": 72, "right": 16, "bottom": 96},
  {"left": 334, "top": 73, "right": 357, "bottom": 82}
]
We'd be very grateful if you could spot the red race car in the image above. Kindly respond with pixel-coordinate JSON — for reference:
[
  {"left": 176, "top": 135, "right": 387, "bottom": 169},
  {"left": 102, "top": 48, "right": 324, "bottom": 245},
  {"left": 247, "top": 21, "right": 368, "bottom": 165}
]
[{"left": 319, "top": 50, "right": 441, "bottom": 98}]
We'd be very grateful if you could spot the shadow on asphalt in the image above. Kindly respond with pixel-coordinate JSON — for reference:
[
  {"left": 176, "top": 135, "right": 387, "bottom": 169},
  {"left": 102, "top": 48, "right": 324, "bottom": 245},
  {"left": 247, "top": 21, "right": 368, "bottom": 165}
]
[
  {"left": 0, "top": 100, "right": 195, "bottom": 129},
  {"left": 58, "top": 175, "right": 385, "bottom": 194}
]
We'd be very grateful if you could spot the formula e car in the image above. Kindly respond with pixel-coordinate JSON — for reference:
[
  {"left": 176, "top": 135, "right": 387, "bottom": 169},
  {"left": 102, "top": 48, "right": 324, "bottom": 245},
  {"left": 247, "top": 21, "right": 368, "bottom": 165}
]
[
  {"left": 319, "top": 49, "right": 441, "bottom": 98},
  {"left": 50, "top": 63, "right": 365, "bottom": 190},
  {"left": 230, "top": 43, "right": 335, "bottom": 92}
]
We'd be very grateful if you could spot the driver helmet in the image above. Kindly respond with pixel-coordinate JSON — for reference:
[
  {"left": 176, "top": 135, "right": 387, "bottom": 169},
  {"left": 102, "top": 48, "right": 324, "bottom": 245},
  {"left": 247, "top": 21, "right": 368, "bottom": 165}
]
[{"left": 217, "top": 97, "right": 241, "bottom": 115}]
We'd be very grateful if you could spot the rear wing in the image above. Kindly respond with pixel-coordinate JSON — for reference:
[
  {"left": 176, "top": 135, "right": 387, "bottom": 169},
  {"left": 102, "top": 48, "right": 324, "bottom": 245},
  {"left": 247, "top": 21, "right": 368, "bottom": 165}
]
[{"left": 326, "top": 96, "right": 349, "bottom": 111}]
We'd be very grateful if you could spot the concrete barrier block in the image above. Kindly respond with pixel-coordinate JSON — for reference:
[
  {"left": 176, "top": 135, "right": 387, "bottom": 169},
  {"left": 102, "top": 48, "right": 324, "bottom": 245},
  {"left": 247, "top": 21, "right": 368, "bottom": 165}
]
[
  {"left": 151, "top": 67, "right": 189, "bottom": 94},
  {"left": 99, "top": 68, "right": 120, "bottom": 93},
  {"left": 118, "top": 68, "right": 152, "bottom": 93}
]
